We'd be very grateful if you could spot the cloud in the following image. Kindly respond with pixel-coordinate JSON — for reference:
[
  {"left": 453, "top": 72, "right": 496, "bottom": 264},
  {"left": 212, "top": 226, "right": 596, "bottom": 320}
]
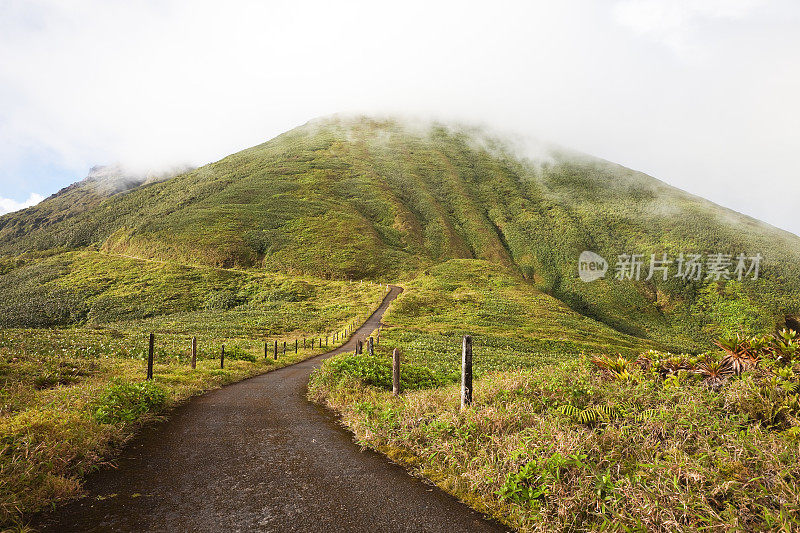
[
  {"left": 0, "top": 0, "right": 799, "bottom": 238},
  {"left": 0, "top": 193, "right": 44, "bottom": 215},
  {"left": 613, "top": 0, "right": 766, "bottom": 55}
]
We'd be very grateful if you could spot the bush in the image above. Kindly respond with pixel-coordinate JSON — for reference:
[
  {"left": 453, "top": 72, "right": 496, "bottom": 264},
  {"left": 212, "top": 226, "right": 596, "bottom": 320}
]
[
  {"left": 724, "top": 374, "right": 800, "bottom": 429},
  {"left": 204, "top": 290, "right": 243, "bottom": 310},
  {"left": 93, "top": 379, "right": 167, "bottom": 424},
  {"left": 263, "top": 280, "right": 316, "bottom": 302},
  {"left": 224, "top": 345, "right": 257, "bottom": 363},
  {"left": 328, "top": 354, "right": 448, "bottom": 391}
]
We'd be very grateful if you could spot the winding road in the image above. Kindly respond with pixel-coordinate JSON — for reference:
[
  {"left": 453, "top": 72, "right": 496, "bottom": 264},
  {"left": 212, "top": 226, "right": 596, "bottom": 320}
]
[{"left": 34, "top": 286, "right": 508, "bottom": 532}]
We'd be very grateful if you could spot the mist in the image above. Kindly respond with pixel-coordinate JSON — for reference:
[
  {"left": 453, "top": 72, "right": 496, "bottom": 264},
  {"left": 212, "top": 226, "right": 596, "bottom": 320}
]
[{"left": 1, "top": 0, "right": 798, "bottom": 236}]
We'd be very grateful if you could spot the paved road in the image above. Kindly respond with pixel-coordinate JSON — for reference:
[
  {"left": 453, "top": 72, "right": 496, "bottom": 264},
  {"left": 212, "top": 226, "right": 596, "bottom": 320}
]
[{"left": 34, "top": 286, "right": 509, "bottom": 532}]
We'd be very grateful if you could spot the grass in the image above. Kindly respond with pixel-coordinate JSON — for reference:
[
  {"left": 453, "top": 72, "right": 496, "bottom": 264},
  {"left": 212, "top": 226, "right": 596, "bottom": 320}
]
[
  {"left": 379, "top": 260, "right": 665, "bottom": 378},
  {"left": 0, "top": 255, "right": 387, "bottom": 527},
  {"left": 310, "top": 260, "right": 800, "bottom": 532},
  {"left": 311, "top": 352, "right": 800, "bottom": 532}
]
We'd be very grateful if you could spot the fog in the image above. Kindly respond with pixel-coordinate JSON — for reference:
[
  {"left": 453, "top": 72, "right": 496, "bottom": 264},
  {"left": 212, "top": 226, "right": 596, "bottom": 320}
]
[{"left": 1, "top": 0, "right": 798, "bottom": 237}]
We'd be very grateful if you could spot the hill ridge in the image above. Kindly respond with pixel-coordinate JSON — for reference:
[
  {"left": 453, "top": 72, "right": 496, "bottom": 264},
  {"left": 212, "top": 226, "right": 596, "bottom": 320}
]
[{"left": 1, "top": 115, "right": 798, "bottom": 350}]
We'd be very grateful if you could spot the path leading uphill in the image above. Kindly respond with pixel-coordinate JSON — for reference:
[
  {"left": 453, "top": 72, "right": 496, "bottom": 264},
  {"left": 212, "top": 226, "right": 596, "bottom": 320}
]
[{"left": 34, "top": 286, "right": 508, "bottom": 532}]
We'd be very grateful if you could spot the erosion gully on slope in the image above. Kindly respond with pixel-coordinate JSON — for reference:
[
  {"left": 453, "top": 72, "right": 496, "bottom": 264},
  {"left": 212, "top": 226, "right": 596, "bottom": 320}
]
[{"left": 33, "top": 285, "right": 509, "bottom": 533}]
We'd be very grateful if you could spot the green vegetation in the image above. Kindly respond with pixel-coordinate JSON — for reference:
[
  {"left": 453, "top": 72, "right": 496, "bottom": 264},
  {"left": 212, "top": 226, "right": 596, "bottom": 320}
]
[
  {"left": 94, "top": 380, "right": 168, "bottom": 424},
  {"left": 0, "top": 117, "right": 797, "bottom": 349},
  {"left": 310, "top": 258, "right": 800, "bottom": 531},
  {"left": 311, "top": 326, "right": 800, "bottom": 531},
  {"left": 3, "top": 115, "right": 800, "bottom": 529},
  {"left": 0, "top": 257, "right": 385, "bottom": 526},
  {"left": 327, "top": 354, "right": 447, "bottom": 391},
  {"left": 381, "top": 260, "right": 664, "bottom": 370}
]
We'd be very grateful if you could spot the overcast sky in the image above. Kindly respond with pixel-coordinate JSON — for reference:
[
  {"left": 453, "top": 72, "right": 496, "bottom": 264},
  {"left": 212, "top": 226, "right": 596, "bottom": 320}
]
[{"left": 1, "top": 0, "right": 798, "bottom": 236}]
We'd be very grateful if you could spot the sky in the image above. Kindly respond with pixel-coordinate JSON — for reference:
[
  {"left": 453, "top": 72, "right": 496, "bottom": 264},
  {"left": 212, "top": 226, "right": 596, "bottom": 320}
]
[{"left": 0, "top": 0, "right": 798, "bottom": 236}]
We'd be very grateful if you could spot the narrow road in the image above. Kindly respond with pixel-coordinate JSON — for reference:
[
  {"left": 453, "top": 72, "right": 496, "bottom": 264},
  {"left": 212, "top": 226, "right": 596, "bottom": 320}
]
[{"left": 34, "top": 286, "right": 508, "bottom": 532}]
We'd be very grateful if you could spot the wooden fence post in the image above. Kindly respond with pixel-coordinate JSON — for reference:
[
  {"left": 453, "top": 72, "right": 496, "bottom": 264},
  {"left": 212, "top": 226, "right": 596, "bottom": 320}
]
[
  {"left": 368, "top": 336, "right": 374, "bottom": 356},
  {"left": 283, "top": 341, "right": 286, "bottom": 356},
  {"left": 303, "top": 337, "right": 306, "bottom": 348},
  {"left": 295, "top": 339, "right": 298, "bottom": 354},
  {"left": 274, "top": 340, "right": 278, "bottom": 360},
  {"left": 392, "top": 348, "right": 400, "bottom": 396},
  {"left": 461, "top": 335, "right": 472, "bottom": 409},
  {"left": 147, "top": 333, "right": 154, "bottom": 380},
  {"left": 264, "top": 341, "right": 268, "bottom": 359},
  {"left": 221, "top": 344, "right": 225, "bottom": 369},
  {"left": 191, "top": 336, "right": 197, "bottom": 369}
]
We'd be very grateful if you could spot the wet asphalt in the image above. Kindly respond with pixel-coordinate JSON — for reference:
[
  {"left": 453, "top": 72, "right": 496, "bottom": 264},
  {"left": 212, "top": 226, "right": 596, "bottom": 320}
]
[{"left": 33, "top": 286, "right": 510, "bottom": 532}]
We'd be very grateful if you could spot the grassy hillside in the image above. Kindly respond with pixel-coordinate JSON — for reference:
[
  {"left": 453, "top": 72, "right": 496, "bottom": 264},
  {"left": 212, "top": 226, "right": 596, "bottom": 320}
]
[
  {"left": 0, "top": 165, "right": 178, "bottom": 251},
  {"left": 0, "top": 250, "right": 381, "bottom": 331},
  {"left": 378, "top": 259, "right": 662, "bottom": 376},
  {"left": 1, "top": 116, "right": 797, "bottom": 350}
]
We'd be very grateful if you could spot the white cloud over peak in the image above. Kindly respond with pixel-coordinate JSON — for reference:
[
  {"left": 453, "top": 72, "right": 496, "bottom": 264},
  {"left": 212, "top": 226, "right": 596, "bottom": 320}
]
[{"left": 0, "top": 0, "right": 799, "bottom": 237}]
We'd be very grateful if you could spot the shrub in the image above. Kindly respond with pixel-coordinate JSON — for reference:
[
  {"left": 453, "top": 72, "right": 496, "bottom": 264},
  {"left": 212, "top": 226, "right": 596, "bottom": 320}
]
[
  {"left": 328, "top": 354, "right": 448, "bottom": 391},
  {"left": 263, "top": 280, "right": 316, "bottom": 302},
  {"left": 204, "top": 290, "right": 242, "bottom": 310},
  {"left": 93, "top": 379, "right": 167, "bottom": 424},
  {"left": 224, "top": 345, "right": 256, "bottom": 363},
  {"left": 497, "top": 452, "right": 589, "bottom": 504}
]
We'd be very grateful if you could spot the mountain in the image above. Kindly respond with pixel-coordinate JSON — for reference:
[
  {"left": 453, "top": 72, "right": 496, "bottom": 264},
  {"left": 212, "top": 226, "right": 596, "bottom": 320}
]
[
  {"left": 0, "top": 164, "right": 189, "bottom": 250},
  {"left": 1, "top": 115, "right": 798, "bottom": 350}
]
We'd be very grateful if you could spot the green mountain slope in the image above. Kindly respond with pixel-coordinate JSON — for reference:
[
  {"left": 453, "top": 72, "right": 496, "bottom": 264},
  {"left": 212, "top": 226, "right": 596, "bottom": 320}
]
[{"left": 1, "top": 115, "right": 798, "bottom": 350}]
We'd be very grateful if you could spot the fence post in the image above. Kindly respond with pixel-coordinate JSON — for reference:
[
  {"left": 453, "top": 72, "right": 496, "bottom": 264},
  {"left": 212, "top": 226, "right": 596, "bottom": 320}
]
[
  {"left": 295, "top": 339, "right": 298, "bottom": 354},
  {"left": 461, "top": 335, "right": 472, "bottom": 409},
  {"left": 392, "top": 348, "right": 400, "bottom": 396},
  {"left": 221, "top": 345, "right": 225, "bottom": 369},
  {"left": 303, "top": 337, "right": 306, "bottom": 348},
  {"left": 147, "top": 333, "right": 154, "bottom": 380},
  {"left": 368, "top": 336, "right": 374, "bottom": 356},
  {"left": 283, "top": 341, "right": 286, "bottom": 356},
  {"left": 191, "top": 336, "right": 197, "bottom": 369},
  {"left": 274, "top": 340, "right": 278, "bottom": 360}
]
